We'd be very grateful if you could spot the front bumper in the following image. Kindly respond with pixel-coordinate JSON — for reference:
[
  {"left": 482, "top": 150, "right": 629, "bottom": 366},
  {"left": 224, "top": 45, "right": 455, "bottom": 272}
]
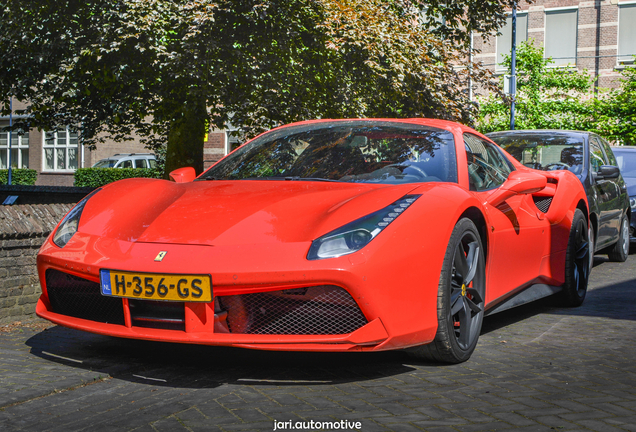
[
  {"left": 36, "top": 300, "right": 390, "bottom": 352},
  {"left": 36, "top": 233, "right": 441, "bottom": 352}
]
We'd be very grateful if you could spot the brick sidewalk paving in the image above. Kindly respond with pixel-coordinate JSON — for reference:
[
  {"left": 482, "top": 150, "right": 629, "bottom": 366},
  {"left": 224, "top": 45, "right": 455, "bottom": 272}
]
[{"left": 1, "top": 257, "right": 635, "bottom": 431}]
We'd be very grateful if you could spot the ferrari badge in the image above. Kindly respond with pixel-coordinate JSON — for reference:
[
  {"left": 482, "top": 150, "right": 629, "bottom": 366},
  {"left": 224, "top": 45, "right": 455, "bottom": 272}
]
[{"left": 154, "top": 251, "right": 168, "bottom": 262}]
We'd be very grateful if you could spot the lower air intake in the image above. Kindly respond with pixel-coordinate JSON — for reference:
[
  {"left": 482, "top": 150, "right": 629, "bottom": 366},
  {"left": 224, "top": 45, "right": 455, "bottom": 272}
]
[
  {"left": 217, "top": 285, "right": 367, "bottom": 335},
  {"left": 45, "top": 269, "right": 125, "bottom": 325},
  {"left": 129, "top": 300, "right": 185, "bottom": 331}
]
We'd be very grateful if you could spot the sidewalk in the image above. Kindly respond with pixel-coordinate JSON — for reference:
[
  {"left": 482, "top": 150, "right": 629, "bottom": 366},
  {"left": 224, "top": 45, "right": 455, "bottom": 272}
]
[{"left": 1, "top": 257, "right": 635, "bottom": 431}]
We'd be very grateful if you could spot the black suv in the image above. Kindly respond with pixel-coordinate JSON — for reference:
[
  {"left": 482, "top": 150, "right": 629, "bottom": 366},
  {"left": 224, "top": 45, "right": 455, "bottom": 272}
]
[
  {"left": 487, "top": 130, "right": 630, "bottom": 264},
  {"left": 611, "top": 146, "right": 636, "bottom": 245}
]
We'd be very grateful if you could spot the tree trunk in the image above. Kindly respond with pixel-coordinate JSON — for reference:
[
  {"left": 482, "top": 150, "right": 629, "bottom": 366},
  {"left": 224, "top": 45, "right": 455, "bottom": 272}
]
[{"left": 165, "top": 99, "right": 208, "bottom": 178}]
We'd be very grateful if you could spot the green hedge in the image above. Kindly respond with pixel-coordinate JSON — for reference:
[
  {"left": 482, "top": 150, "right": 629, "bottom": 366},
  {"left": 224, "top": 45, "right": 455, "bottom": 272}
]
[
  {"left": 74, "top": 168, "right": 163, "bottom": 187},
  {"left": 0, "top": 169, "right": 38, "bottom": 185}
]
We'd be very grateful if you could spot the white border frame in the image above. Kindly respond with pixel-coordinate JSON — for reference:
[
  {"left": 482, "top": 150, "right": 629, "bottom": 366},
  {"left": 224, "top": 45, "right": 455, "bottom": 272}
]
[
  {"left": 495, "top": 11, "right": 529, "bottom": 72},
  {"left": 617, "top": 2, "right": 636, "bottom": 65},
  {"left": 41, "top": 128, "right": 80, "bottom": 173},
  {"left": 0, "top": 130, "right": 29, "bottom": 169},
  {"left": 544, "top": 7, "right": 579, "bottom": 68}
]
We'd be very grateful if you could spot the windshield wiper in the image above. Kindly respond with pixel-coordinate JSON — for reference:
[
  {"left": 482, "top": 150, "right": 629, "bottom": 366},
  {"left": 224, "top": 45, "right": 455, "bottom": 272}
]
[
  {"left": 284, "top": 176, "right": 340, "bottom": 182},
  {"left": 241, "top": 176, "right": 287, "bottom": 181},
  {"left": 199, "top": 176, "right": 342, "bottom": 182}
]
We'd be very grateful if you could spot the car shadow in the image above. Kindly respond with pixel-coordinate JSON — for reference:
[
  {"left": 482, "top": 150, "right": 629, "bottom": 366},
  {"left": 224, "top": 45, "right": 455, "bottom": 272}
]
[
  {"left": 482, "top": 256, "right": 636, "bottom": 335},
  {"left": 25, "top": 327, "right": 422, "bottom": 390},
  {"left": 481, "top": 296, "right": 555, "bottom": 335},
  {"left": 24, "top": 258, "right": 635, "bottom": 389}
]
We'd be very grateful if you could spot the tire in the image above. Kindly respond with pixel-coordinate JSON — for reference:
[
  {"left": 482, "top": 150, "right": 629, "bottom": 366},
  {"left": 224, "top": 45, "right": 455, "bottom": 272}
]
[
  {"left": 608, "top": 215, "right": 629, "bottom": 262},
  {"left": 588, "top": 225, "right": 595, "bottom": 274},
  {"left": 561, "top": 209, "right": 590, "bottom": 307},
  {"left": 408, "top": 218, "right": 486, "bottom": 363}
]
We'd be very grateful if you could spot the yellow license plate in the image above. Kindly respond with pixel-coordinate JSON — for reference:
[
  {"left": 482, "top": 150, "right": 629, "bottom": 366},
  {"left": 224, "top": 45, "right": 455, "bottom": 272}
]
[{"left": 100, "top": 270, "right": 211, "bottom": 302}]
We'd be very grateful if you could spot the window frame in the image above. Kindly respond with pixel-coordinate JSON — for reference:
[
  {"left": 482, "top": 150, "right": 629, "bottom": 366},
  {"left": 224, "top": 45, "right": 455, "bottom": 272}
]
[
  {"left": 42, "top": 128, "right": 80, "bottom": 172},
  {"left": 594, "top": 135, "right": 618, "bottom": 167},
  {"left": 618, "top": 3, "right": 636, "bottom": 65},
  {"left": 588, "top": 136, "right": 608, "bottom": 174},
  {"left": 0, "top": 130, "right": 29, "bottom": 169},
  {"left": 544, "top": 7, "right": 579, "bottom": 68},
  {"left": 495, "top": 11, "right": 529, "bottom": 72}
]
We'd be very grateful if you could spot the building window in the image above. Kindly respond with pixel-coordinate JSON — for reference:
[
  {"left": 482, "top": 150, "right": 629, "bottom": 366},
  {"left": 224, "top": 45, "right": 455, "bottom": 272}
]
[
  {"left": 545, "top": 8, "right": 578, "bottom": 67},
  {"left": 0, "top": 131, "right": 29, "bottom": 169},
  {"left": 43, "top": 128, "right": 79, "bottom": 171},
  {"left": 226, "top": 133, "right": 242, "bottom": 154},
  {"left": 496, "top": 12, "right": 528, "bottom": 71},
  {"left": 618, "top": 4, "right": 636, "bottom": 64},
  {"left": 420, "top": 6, "right": 445, "bottom": 30}
]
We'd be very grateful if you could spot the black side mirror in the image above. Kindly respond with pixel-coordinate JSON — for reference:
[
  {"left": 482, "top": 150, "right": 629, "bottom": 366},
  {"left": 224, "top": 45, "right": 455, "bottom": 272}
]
[{"left": 598, "top": 165, "right": 620, "bottom": 179}]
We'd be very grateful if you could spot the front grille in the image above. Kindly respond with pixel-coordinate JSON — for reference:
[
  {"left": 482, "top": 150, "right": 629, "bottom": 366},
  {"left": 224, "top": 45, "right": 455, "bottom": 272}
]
[
  {"left": 533, "top": 196, "right": 553, "bottom": 213},
  {"left": 45, "top": 269, "right": 125, "bottom": 325},
  {"left": 129, "top": 300, "right": 185, "bottom": 331},
  {"left": 217, "top": 285, "right": 368, "bottom": 335}
]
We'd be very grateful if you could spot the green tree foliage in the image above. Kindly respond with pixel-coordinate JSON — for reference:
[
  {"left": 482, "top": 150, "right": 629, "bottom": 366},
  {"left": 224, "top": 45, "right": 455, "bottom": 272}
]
[
  {"left": 592, "top": 64, "right": 636, "bottom": 145},
  {"left": 477, "top": 41, "right": 594, "bottom": 133},
  {"left": 420, "top": 0, "right": 522, "bottom": 50},
  {"left": 1, "top": 0, "right": 517, "bottom": 174}
]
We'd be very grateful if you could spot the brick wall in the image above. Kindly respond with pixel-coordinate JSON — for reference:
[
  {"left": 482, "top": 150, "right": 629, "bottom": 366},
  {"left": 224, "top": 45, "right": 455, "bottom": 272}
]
[
  {"left": 0, "top": 204, "right": 73, "bottom": 323},
  {"left": 475, "top": 0, "right": 625, "bottom": 97},
  {"left": 204, "top": 130, "right": 228, "bottom": 170}
]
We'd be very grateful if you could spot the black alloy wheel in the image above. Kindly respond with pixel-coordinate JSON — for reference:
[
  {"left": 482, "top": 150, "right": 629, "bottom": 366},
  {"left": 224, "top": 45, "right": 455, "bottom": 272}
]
[
  {"left": 588, "top": 225, "right": 595, "bottom": 274},
  {"left": 608, "top": 216, "right": 630, "bottom": 262},
  {"left": 562, "top": 209, "right": 590, "bottom": 307},
  {"left": 408, "top": 218, "right": 485, "bottom": 363},
  {"left": 449, "top": 230, "right": 485, "bottom": 351}
]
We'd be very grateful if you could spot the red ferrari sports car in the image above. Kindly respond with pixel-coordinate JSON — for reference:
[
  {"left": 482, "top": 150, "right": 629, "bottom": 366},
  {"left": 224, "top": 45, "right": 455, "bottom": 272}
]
[{"left": 36, "top": 119, "right": 590, "bottom": 363}]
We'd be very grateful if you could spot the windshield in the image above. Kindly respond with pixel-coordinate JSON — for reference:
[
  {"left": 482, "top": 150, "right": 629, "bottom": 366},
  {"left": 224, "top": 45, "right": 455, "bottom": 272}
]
[
  {"left": 93, "top": 159, "right": 116, "bottom": 168},
  {"left": 488, "top": 132, "right": 584, "bottom": 175},
  {"left": 613, "top": 149, "right": 636, "bottom": 178},
  {"left": 199, "top": 121, "right": 457, "bottom": 184}
]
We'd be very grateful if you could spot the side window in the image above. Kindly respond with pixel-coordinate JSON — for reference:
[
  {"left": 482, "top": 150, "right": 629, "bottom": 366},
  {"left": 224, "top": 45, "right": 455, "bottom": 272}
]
[
  {"left": 589, "top": 138, "right": 607, "bottom": 173},
  {"left": 134, "top": 159, "right": 145, "bottom": 168},
  {"left": 598, "top": 137, "right": 618, "bottom": 166},
  {"left": 120, "top": 159, "right": 133, "bottom": 168},
  {"left": 148, "top": 159, "right": 157, "bottom": 169},
  {"left": 464, "top": 133, "right": 512, "bottom": 191}
]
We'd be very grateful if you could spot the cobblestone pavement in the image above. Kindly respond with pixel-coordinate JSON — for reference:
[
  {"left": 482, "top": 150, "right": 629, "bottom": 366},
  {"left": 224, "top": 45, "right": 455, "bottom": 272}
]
[{"left": 1, "top": 256, "right": 635, "bottom": 432}]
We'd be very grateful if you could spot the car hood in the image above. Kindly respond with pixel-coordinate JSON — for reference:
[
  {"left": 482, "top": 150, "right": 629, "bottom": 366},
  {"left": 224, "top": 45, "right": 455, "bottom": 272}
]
[{"left": 77, "top": 178, "right": 421, "bottom": 246}]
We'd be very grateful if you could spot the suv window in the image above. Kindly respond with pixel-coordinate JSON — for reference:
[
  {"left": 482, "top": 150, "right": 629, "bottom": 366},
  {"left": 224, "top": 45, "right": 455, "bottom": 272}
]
[
  {"left": 93, "top": 154, "right": 156, "bottom": 168},
  {"left": 597, "top": 136, "right": 618, "bottom": 166},
  {"left": 464, "top": 133, "right": 512, "bottom": 191},
  {"left": 94, "top": 159, "right": 115, "bottom": 168},
  {"left": 589, "top": 137, "right": 607, "bottom": 174}
]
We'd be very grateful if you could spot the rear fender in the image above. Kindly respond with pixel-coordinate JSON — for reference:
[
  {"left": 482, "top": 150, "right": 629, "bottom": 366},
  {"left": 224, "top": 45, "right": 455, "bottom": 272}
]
[{"left": 542, "top": 170, "right": 589, "bottom": 256}]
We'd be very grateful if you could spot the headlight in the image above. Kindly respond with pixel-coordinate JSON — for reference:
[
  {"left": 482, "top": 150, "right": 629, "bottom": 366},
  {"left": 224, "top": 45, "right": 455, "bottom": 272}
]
[
  {"left": 630, "top": 196, "right": 636, "bottom": 211},
  {"left": 52, "top": 188, "right": 101, "bottom": 248},
  {"left": 307, "top": 194, "right": 421, "bottom": 260}
]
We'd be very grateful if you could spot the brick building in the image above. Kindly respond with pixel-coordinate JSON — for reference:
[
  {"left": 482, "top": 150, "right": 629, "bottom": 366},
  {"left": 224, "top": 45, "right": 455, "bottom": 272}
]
[
  {"left": 4, "top": 0, "right": 634, "bottom": 184},
  {"left": 474, "top": 0, "right": 636, "bottom": 94},
  {"left": 0, "top": 97, "right": 235, "bottom": 186}
]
